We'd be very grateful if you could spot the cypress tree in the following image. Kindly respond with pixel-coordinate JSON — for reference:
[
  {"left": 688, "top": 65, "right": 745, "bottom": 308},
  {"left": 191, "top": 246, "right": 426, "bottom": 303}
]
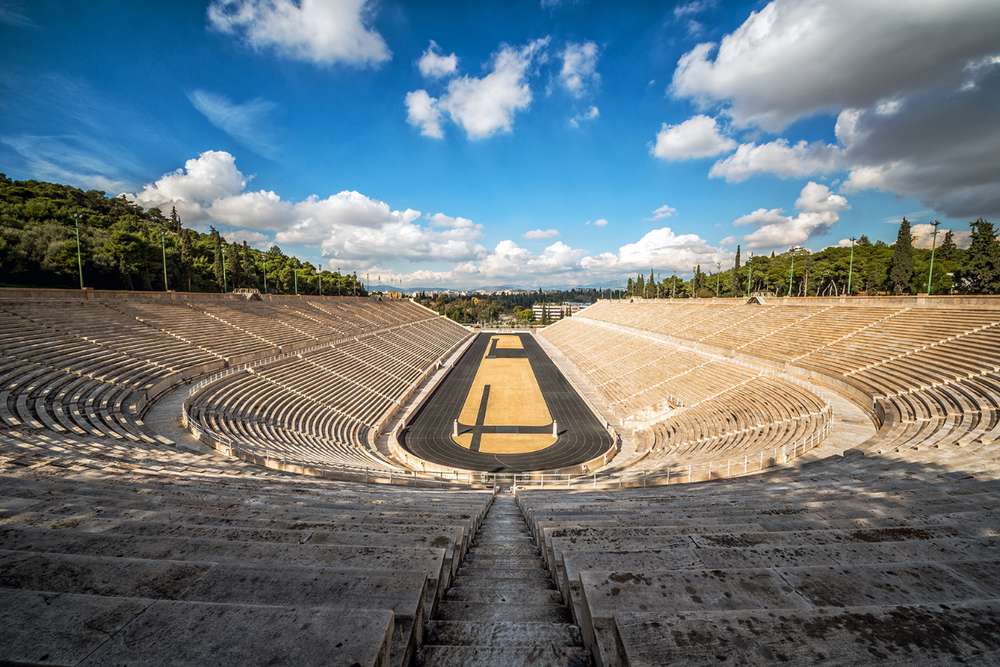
[
  {"left": 210, "top": 227, "right": 225, "bottom": 291},
  {"left": 889, "top": 218, "right": 914, "bottom": 294},
  {"left": 179, "top": 229, "right": 193, "bottom": 292},
  {"left": 938, "top": 230, "right": 958, "bottom": 261}
]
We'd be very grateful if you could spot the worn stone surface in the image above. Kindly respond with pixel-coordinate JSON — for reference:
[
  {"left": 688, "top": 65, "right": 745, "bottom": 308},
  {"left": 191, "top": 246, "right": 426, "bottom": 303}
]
[
  {"left": 0, "top": 589, "right": 148, "bottom": 665},
  {"left": 78, "top": 599, "right": 393, "bottom": 667},
  {"left": 615, "top": 602, "right": 1000, "bottom": 665}
]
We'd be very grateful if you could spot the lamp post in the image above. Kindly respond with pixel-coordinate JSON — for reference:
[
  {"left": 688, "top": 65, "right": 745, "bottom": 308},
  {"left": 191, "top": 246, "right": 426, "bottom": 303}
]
[
  {"left": 74, "top": 213, "right": 85, "bottom": 289},
  {"left": 847, "top": 236, "right": 856, "bottom": 296},
  {"left": 926, "top": 220, "right": 941, "bottom": 295},
  {"left": 745, "top": 252, "right": 753, "bottom": 297},
  {"left": 221, "top": 245, "right": 227, "bottom": 292},
  {"left": 161, "top": 231, "right": 169, "bottom": 291},
  {"left": 294, "top": 269, "right": 298, "bottom": 295},
  {"left": 715, "top": 262, "right": 721, "bottom": 297}
]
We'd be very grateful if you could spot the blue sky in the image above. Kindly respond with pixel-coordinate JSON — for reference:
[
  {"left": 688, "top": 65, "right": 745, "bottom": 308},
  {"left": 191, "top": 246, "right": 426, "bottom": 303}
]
[{"left": 2, "top": 0, "right": 998, "bottom": 287}]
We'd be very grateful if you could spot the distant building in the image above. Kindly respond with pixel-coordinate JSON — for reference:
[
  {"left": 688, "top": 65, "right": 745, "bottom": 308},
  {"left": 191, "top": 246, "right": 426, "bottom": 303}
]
[{"left": 531, "top": 301, "right": 589, "bottom": 321}]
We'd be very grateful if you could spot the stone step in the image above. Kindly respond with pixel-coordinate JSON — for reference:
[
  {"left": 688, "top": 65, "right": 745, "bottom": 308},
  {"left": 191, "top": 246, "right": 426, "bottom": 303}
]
[
  {"left": 0, "top": 589, "right": 393, "bottom": 667},
  {"left": 426, "top": 621, "right": 583, "bottom": 647},
  {"left": 435, "top": 601, "right": 572, "bottom": 623},
  {"left": 462, "top": 555, "right": 541, "bottom": 568},
  {"left": 445, "top": 584, "right": 562, "bottom": 605},
  {"left": 419, "top": 644, "right": 590, "bottom": 666},
  {"left": 468, "top": 543, "right": 539, "bottom": 556}
]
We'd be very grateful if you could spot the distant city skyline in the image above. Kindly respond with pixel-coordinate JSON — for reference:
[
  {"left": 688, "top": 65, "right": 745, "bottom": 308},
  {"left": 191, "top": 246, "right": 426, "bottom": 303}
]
[{"left": 1, "top": 0, "right": 997, "bottom": 287}]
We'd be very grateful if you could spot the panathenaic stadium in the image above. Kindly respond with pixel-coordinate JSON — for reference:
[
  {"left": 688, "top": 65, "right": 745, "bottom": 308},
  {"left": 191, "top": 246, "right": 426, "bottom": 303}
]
[{"left": 1, "top": 288, "right": 999, "bottom": 666}]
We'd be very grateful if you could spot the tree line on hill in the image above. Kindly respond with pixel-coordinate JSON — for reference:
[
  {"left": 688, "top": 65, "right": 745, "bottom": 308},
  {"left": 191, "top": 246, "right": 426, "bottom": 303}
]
[
  {"left": 624, "top": 218, "right": 1000, "bottom": 299},
  {"left": 0, "top": 174, "right": 366, "bottom": 295}
]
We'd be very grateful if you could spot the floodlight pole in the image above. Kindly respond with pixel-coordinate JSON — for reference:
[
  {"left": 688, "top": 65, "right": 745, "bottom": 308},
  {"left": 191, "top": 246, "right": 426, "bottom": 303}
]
[
  {"left": 746, "top": 253, "right": 753, "bottom": 297},
  {"left": 221, "top": 245, "right": 227, "bottom": 292},
  {"left": 318, "top": 273, "right": 322, "bottom": 296},
  {"left": 160, "top": 231, "right": 169, "bottom": 291},
  {"left": 715, "top": 262, "right": 721, "bottom": 297},
  {"left": 294, "top": 270, "right": 298, "bottom": 295},
  {"left": 74, "top": 214, "right": 85, "bottom": 289},
  {"left": 926, "top": 220, "right": 941, "bottom": 295},
  {"left": 847, "top": 236, "right": 856, "bottom": 296}
]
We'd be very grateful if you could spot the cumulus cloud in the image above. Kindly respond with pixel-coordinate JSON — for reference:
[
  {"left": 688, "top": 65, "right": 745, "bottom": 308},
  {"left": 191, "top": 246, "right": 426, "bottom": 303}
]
[
  {"left": 559, "top": 41, "right": 600, "bottom": 97},
  {"left": 838, "top": 66, "right": 1000, "bottom": 218},
  {"left": 569, "top": 105, "right": 599, "bottom": 128},
  {"left": 188, "top": 90, "right": 279, "bottom": 158},
  {"left": 648, "top": 204, "right": 677, "bottom": 221},
  {"left": 651, "top": 115, "right": 735, "bottom": 160},
  {"left": 523, "top": 228, "right": 559, "bottom": 240},
  {"left": 911, "top": 223, "right": 972, "bottom": 249},
  {"left": 207, "top": 0, "right": 390, "bottom": 67},
  {"left": 223, "top": 229, "right": 272, "bottom": 250},
  {"left": 418, "top": 40, "right": 458, "bottom": 78},
  {"left": 404, "top": 89, "right": 443, "bottom": 138},
  {"left": 709, "top": 139, "right": 844, "bottom": 183},
  {"left": 671, "top": 0, "right": 1000, "bottom": 131},
  {"left": 581, "top": 227, "right": 727, "bottom": 274},
  {"left": 131, "top": 150, "right": 247, "bottom": 223},
  {"left": 735, "top": 181, "right": 849, "bottom": 249},
  {"left": 127, "top": 150, "right": 485, "bottom": 265},
  {"left": 406, "top": 38, "right": 549, "bottom": 140}
]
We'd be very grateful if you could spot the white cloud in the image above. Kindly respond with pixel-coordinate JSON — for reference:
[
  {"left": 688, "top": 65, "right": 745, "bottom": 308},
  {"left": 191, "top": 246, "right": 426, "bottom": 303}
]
[
  {"left": 911, "top": 223, "right": 972, "bottom": 249},
  {"left": 128, "top": 151, "right": 485, "bottom": 265},
  {"left": 674, "top": 0, "right": 715, "bottom": 18},
  {"left": 795, "top": 181, "right": 848, "bottom": 213},
  {"left": 708, "top": 139, "right": 844, "bottom": 183},
  {"left": 569, "top": 105, "right": 599, "bottom": 128},
  {"left": 651, "top": 114, "right": 735, "bottom": 160},
  {"left": 207, "top": 0, "right": 390, "bottom": 67},
  {"left": 648, "top": 203, "right": 677, "bottom": 221},
  {"left": 671, "top": 0, "right": 1000, "bottom": 131},
  {"left": 588, "top": 218, "right": 609, "bottom": 227},
  {"left": 223, "top": 229, "right": 272, "bottom": 250},
  {"left": 581, "top": 227, "right": 727, "bottom": 274},
  {"left": 131, "top": 150, "right": 247, "bottom": 223},
  {"left": 735, "top": 181, "right": 848, "bottom": 249},
  {"left": 434, "top": 37, "right": 549, "bottom": 140},
  {"left": 0, "top": 134, "right": 132, "bottom": 193},
  {"left": 404, "top": 89, "right": 443, "bottom": 139},
  {"left": 559, "top": 41, "right": 600, "bottom": 97},
  {"left": 523, "top": 228, "right": 559, "bottom": 240},
  {"left": 188, "top": 90, "right": 278, "bottom": 158},
  {"left": 407, "top": 38, "right": 549, "bottom": 140},
  {"left": 418, "top": 40, "right": 458, "bottom": 79}
]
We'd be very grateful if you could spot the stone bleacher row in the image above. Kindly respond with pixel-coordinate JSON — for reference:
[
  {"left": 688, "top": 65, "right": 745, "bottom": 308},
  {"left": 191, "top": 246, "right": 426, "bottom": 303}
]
[
  {"left": 186, "top": 317, "right": 470, "bottom": 473},
  {"left": 0, "top": 424, "right": 493, "bottom": 666},
  {"left": 517, "top": 449, "right": 1000, "bottom": 665},
  {"left": 0, "top": 296, "right": 459, "bottom": 450},
  {"left": 575, "top": 300, "right": 1000, "bottom": 460},
  {"left": 0, "top": 292, "right": 488, "bottom": 665},
  {"left": 541, "top": 316, "right": 831, "bottom": 472},
  {"left": 521, "top": 298, "right": 1000, "bottom": 664}
]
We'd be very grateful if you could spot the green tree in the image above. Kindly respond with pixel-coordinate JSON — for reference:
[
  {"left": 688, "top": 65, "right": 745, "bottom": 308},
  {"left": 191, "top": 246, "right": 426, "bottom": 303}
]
[
  {"left": 210, "top": 227, "right": 225, "bottom": 291},
  {"left": 889, "top": 218, "right": 914, "bottom": 294},
  {"left": 956, "top": 219, "right": 1000, "bottom": 293}
]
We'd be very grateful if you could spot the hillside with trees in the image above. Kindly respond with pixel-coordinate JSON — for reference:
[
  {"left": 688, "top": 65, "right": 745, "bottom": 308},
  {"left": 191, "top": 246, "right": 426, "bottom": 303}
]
[
  {"left": 624, "top": 218, "right": 999, "bottom": 299},
  {"left": 0, "top": 174, "right": 365, "bottom": 295}
]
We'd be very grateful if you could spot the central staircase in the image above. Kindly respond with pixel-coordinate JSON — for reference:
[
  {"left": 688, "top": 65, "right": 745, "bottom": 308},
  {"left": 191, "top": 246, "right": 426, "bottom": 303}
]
[{"left": 418, "top": 493, "right": 590, "bottom": 666}]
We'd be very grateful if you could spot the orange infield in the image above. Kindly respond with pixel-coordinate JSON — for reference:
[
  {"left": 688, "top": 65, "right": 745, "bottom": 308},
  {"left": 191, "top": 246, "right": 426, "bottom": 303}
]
[{"left": 453, "top": 335, "right": 556, "bottom": 454}]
